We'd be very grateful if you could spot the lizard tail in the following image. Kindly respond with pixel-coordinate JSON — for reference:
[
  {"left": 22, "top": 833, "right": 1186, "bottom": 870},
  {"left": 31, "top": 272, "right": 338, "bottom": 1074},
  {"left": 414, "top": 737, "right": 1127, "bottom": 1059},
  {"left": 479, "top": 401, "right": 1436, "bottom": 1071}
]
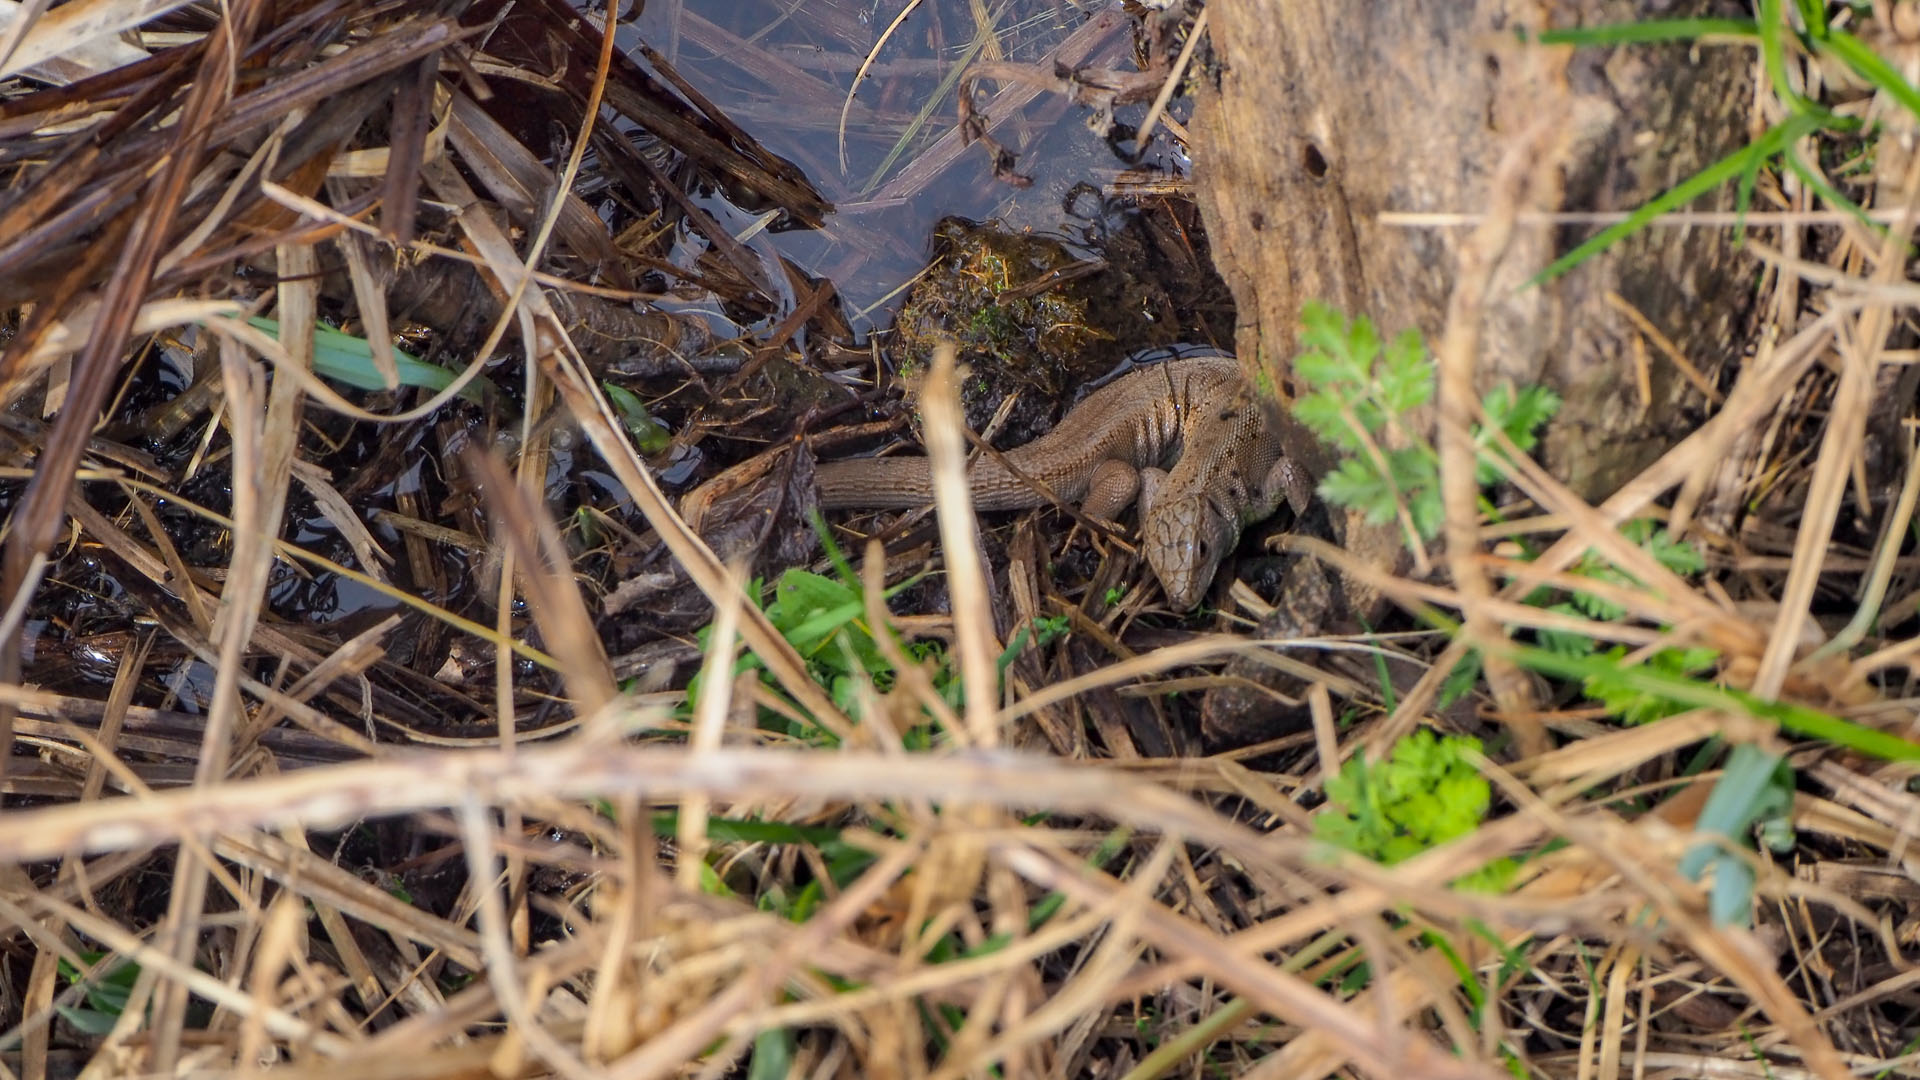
[
  {"left": 815, "top": 457, "right": 937, "bottom": 509},
  {"left": 815, "top": 453, "right": 1058, "bottom": 511}
]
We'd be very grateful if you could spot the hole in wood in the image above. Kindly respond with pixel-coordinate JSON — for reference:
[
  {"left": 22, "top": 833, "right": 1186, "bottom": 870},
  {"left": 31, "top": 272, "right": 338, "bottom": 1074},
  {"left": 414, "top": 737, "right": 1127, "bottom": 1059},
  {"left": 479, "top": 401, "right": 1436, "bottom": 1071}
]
[{"left": 1301, "top": 141, "right": 1329, "bottom": 179}]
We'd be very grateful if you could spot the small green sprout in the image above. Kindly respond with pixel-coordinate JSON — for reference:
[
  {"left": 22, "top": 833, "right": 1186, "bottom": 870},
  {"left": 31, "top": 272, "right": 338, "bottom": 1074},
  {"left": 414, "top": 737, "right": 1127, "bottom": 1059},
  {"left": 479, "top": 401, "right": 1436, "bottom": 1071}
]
[
  {"left": 1031, "top": 613, "right": 1071, "bottom": 646},
  {"left": 602, "top": 382, "right": 671, "bottom": 453},
  {"left": 244, "top": 316, "right": 497, "bottom": 403}
]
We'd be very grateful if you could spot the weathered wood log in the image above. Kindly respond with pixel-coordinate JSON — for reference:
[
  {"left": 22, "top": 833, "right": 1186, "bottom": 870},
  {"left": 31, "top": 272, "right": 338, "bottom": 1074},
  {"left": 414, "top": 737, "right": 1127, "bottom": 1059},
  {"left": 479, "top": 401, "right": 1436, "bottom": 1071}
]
[{"left": 1191, "top": 0, "right": 1755, "bottom": 503}]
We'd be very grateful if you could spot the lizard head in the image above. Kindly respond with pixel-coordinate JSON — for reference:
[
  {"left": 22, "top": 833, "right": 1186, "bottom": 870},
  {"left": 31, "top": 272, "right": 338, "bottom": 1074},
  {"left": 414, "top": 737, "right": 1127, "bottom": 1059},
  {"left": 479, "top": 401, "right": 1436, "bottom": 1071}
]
[{"left": 1143, "top": 495, "right": 1235, "bottom": 612}]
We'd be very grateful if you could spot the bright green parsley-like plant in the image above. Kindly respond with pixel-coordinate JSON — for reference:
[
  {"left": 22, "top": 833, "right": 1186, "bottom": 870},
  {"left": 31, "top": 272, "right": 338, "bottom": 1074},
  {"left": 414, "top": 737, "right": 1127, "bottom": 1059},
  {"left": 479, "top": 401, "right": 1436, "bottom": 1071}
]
[
  {"left": 1532, "top": 516, "right": 1719, "bottom": 724},
  {"left": 1533, "top": 517, "right": 1708, "bottom": 656},
  {"left": 1291, "top": 301, "right": 1561, "bottom": 539},
  {"left": 1315, "top": 729, "right": 1514, "bottom": 892}
]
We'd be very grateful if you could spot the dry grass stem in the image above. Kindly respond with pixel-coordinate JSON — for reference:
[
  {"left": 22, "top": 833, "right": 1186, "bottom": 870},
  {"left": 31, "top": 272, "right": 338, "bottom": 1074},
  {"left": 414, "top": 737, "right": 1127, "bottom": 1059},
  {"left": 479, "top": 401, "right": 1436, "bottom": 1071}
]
[{"left": 3, "top": 2, "right": 1919, "bottom": 1076}]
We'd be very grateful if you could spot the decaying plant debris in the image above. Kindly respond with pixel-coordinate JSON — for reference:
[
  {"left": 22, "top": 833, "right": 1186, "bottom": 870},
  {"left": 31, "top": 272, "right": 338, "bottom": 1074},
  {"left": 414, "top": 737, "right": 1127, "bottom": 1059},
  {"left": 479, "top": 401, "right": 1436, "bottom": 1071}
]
[{"left": 1, "top": 0, "right": 1919, "bottom": 1077}]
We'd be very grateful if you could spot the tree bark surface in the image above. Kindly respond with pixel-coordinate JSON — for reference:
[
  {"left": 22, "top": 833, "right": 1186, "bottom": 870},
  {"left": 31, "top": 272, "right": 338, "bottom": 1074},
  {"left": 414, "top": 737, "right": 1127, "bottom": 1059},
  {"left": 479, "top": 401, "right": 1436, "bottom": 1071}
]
[{"left": 1191, "top": 0, "right": 1755, "bottom": 504}]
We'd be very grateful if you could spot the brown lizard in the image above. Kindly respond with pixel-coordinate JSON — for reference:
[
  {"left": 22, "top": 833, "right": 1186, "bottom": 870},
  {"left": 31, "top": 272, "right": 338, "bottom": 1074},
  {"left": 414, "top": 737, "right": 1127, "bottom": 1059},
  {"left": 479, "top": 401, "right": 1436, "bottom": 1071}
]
[{"left": 816, "top": 354, "right": 1309, "bottom": 611}]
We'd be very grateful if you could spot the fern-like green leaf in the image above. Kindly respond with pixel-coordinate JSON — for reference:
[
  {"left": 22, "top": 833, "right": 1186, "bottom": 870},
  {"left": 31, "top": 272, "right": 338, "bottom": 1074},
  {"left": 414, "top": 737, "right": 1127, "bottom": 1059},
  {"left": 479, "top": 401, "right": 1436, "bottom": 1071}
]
[
  {"left": 1378, "top": 329, "right": 1433, "bottom": 413},
  {"left": 1293, "top": 390, "right": 1367, "bottom": 450}
]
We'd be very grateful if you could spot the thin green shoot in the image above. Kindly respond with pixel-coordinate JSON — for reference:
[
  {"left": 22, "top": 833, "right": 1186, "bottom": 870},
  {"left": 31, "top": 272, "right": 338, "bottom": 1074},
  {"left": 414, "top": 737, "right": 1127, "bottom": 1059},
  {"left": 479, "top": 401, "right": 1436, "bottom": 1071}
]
[
  {"left": 245, "top": 316, "right": 497, "bottom": 403},
  {"left": 1505, "top": 641, "right": 1920, "bottom": 762},
  {"left": 1527, "top": 19, "right": 1758, "bottom": 45}
]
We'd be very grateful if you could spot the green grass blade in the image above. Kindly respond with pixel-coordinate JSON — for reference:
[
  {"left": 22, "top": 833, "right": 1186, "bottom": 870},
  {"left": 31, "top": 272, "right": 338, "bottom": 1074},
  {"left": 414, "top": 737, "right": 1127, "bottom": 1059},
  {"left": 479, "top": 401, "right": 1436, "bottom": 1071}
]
[
  {"left": 1817, "top": 28, "right": 1920, "bottom": 121},
  {"left": 1732, "top": 131, "right": 1762, "bottom": 241},
  {"left": 1530, "top": 121, "right": 1795, "bottom": 284},
  {"left": 246, "top": 316, "right": 494, "bottom": 403},
  {"left": 648, "top": 813, "right": 845, "bottom": 846},
  {"left": 1797, "top": 0, "right": 1831, "bottom": 37},
  {"left": 1757, "top": 0, "right": 1803, "bottom": 111},
  {"left": 1506, "top": 642, "right": 1920, "bottom": 762},
  {"left": 1420, "top": 929, "right": 1487, "bottom": 1017},
  {"left": 747, "top": 1030, "right": 795, "bottom": 1080},
  {"left": 1784, "top": 148, "right": 1885, "bottom": 240},
  {"left": 859, "top": 1, "right": 1007, "bottom": 196},
  {"left": 1680, "top": 743, "right": 1784, "bottom": 878},
  {"left": 1529, "top": 18, "right": 1756, "bottom": 46},
  {"left": 810, "top": 508, "right": 863, "bottom": 588}
]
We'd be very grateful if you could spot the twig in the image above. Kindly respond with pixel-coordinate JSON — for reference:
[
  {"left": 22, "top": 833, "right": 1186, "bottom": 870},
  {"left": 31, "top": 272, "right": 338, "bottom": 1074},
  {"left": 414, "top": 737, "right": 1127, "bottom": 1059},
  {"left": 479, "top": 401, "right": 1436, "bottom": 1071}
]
[{"left": 1134, "top": 6, "right": 1206, "bottom": 155}]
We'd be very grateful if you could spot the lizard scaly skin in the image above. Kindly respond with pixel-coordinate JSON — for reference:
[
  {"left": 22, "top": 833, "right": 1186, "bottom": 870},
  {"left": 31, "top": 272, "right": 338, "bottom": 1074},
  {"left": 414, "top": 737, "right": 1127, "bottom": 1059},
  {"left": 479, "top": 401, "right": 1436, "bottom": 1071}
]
[{"left": 816, "top": 355, "right": 1305, "bottom": 611}]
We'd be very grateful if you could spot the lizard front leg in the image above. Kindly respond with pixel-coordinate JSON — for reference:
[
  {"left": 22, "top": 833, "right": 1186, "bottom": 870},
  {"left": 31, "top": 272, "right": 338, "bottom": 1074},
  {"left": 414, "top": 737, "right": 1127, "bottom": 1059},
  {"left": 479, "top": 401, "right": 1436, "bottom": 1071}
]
[
  {"left": 1229, "top": 455, "right": 1311, "bottom": 528},
  {"left": 1265, "top": 456, "right": 1313, "bottom": 518},
  {"left": 1081, "top": 458, "right": 1143, "bottom": 521},
  {"left": 1136, "top": 465, "right": 1172, "bottom": 519}
]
